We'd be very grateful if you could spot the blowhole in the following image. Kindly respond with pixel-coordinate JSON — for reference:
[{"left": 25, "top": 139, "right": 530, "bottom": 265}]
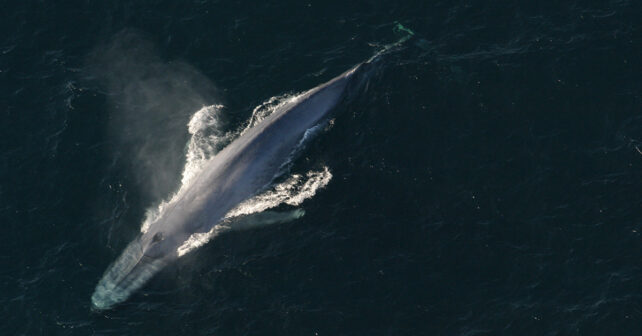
[{"left": 152, "top": 232, "right": 164, "bottom": 243}]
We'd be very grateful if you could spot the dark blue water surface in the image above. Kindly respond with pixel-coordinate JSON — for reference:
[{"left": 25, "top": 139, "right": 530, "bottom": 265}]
[{"left": 2, "top": 1, "right": 642, "bottom": 335}]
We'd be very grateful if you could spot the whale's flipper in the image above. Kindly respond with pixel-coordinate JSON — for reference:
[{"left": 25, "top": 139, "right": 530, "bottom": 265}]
[{"left": 224, "top": 209, "right": 305, "bottom": 231}]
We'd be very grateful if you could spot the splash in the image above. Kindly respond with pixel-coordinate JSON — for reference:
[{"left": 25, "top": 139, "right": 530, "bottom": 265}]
[
  {"left": 225, "top": 167, "right": 332, "bottom": 218},
  {"left": 183, "top": 104, "right": 229, "bottom": 186},
  {"left": 141, "top": 93, "right": 333, "bottom": 256}
]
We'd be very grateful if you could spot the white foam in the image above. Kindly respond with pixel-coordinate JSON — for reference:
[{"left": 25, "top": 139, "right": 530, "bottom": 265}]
[
  {"left": 225, "top": 166, "right": 332, "bottom": 218},
  {"left": 183, "top": 104, "right": 228, "bottom": 186},
  {"left": 176, "top": 225, "right": 227, "bottom": 257}
]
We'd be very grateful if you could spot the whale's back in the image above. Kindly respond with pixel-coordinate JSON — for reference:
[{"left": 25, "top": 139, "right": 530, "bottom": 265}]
[{"left": 150, "top": 65, "right": 359, "bottom": 239}]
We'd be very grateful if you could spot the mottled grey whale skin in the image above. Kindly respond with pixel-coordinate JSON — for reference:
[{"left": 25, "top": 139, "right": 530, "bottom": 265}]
[{"left": 91, "top": 64, "right": 361, "bottom": 310}]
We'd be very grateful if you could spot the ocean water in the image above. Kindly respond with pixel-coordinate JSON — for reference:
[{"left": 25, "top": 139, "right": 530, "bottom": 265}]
[{"left": 1, "top": 1, "right": 642, "bottom": 335}]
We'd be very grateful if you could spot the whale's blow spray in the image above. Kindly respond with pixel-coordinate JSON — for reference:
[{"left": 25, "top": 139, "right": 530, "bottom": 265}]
[{"left": 86, "top": 31, "right": 219, "bottom": 203}]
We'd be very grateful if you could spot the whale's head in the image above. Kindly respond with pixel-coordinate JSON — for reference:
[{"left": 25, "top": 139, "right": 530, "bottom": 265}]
[{"left": 91, "top": 230, "right": 179, "bottom": 310}]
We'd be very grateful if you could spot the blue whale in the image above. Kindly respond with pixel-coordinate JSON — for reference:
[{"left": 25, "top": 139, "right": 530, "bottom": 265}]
[{"left": 91, "top": 64, "right": 362, "bottom": 310}]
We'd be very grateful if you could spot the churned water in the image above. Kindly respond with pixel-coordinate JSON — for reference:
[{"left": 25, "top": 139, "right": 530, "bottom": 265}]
[{"left": 1, "top": 1, "right": 641, "bottom": 335}]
